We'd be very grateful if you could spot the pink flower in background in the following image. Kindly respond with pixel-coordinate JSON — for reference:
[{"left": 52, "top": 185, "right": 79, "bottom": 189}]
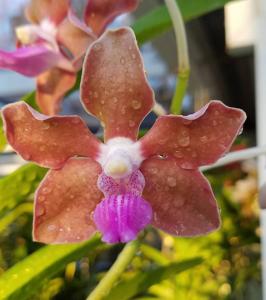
[
  {"left": 1, "top": 28, "right": 246, "bottom": 244},
  {"left": 0, "top": 0, "right": 139, "bottom": 115}
]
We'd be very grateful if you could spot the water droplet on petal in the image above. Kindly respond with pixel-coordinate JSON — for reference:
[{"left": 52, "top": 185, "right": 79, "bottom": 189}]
[
  {"left": 131, "top": 53, "right": 136, "bottom": 59},
  {"left": 178, "top": 135, "right": 190, "bottom": 147},
  {"left": 36, "top": 205, "right": 45, "bottom": 216},
  {"left": 175, "top": 150, "right": 184, "bottom": 158},
  {"left": 131, "top": 100, "right": 141, "bottom": 110},
  {"left": 129, "top": 120, "right": 135, "bottom": 127},
  {"left": 94, "top": 91, "right": 99, "bottom": 98},
  {"left": 120, "top": 57, "right": 125, "bottom": 65},
  {"left": 43, "top": 123, "right": 50, "bottom": 130},
  {"left": 48, "top": 224, "right": 56, "bottom": 231},
  {"left": 200, "top": 136, "right": 208, "bottom": 143},
  {"left": 93, "top": 42, "right": 102, "bottom": 51},
  {"left": 212, "top": 120, "right": 218, "bottom": 126},
  {"left": 113, "top": 97, "right": 118, "bottom": 104},
  {"left": 167, "top": 176, "right": 177, "bottom": 187}
]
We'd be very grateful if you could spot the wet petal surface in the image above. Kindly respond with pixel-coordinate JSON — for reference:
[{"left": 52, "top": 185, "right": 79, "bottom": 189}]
[
  {"left": 33, "top": 157, "right": 102, "bottom": 244},
  {"left": 141, "top": 157, "right": 220, "bottom": 236},
  {"left": 36, "top": 67, "right": 76, "bottom": 115},
  {"left": 2, "top": 102, "right": 101, "bottom": 168},
  {"left": 84, "top": 0, "right": 139, "bottom": 36},
  {"left": 140, "top": 101, "right": 246, "bottom": 169},
  {"left": 0, "top": 45, "right": 59, "bottom": 76},
  {"left": 81, "top": 27, "right": 154, "bottom": 141},
  {"left": 94, "top": 193, "right": 152, "bottom": 243}
]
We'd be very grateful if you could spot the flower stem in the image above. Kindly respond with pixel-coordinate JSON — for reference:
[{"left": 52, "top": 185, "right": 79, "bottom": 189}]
[
  {"left": 87, "top": 239, "right": 140, "bottom": 300},
  {"left": 200, "top": 146, "right": 266, "bottom": 172},
  {"left": 164, "top": 0, "right": 190, "bottom": 115}
]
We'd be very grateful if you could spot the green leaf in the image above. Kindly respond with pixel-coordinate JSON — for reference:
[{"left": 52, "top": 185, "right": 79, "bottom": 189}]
[
  {"left": 0, "top": 234, "right": 102, "bottom": 300},
  {"left": 133, "top": 0, "right": 234, "bottom": 44},
  {"left": 0, "top": 163, "right": 47, "bottom": 217},
  {"left": 0, "top": 118, "right": 6, "bottom": 152},
  {"left": 105, "top": 257, "right": 203, "bottom": 300},
  {"left": 0, "top": 203, "right": 33, "bottom": 233}
]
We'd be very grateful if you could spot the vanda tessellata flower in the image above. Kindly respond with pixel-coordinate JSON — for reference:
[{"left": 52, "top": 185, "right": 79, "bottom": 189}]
[
  {"left": 1, "top": 27, "right": 246, "bottom": 244},
  {"left": 0, "top": 0, "right": 139, "bottom": 115}
]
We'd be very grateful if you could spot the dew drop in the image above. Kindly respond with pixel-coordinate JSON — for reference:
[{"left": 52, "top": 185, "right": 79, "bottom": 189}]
[
  {"left": 39, "top": 145, "right": 45, "bottom": 152},
  {"left": 36, "top": 205, "right": 45, "bottom": 216},
  {"left": 167, "top": 176, "right": 177, "bottom": 187},
  {"left": 120, "top": 57, "right": 125, "bottom": 65},
  {"left": 200, "top": 136, "right": 208, "bottom": 143},
  {"left": 131, "top": 100, "right": 141, "bottom": 110},
  {"left": 121, "top": 106, "right": 126, "bottom": 115},
  {"left": 93, "top": 42, "right": 102, "bottom": 51},
  {"left": 149, "top": 167, "right": 158, "bottom": 174},
  {"left": 113, "top": 97, "right": 118, "bottom": 103},
  {"left": 191, "top": 151, "right": 197, "bottom": 158},
  {"left": 182, "top": 119, "right": 192, "bottom": 125},
  {"left": 175, "top": 150, "right": 184, "bottom": 158},
  {"left": 94, "top": 91, "right": 99, "bottom": 98},
  {"left": 48, "top": 224, "right": 56, "bottom": 231},
  {"left": 129, "top": 120, "right": 135, "bottom": 127},
  {"left": 59, "top": 227, "right": 64, "bottom": 232},
  {"left": 212, "top": 120, "right": 218, "bottom": 126},
  {"left": 131, "top": 53, "right": 136, "bottom": 59},
  {"left": 42, "top": 187, "right": 51, "bottom": 194},
  {"left": 43, "top": 123, "right": 50, "bottom": 130},
  {"left": 71, "top": 118, "right": 80, "bottom": 124},
  {"left": 178, "top": 135, "right": 190, "bottom": 147},
  {"left": 100, "top": 100, "right": 105, "bottom": 105}
]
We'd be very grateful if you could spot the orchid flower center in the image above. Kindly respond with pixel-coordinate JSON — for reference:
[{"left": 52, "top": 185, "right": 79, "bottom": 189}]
[
  {"left": 16, "top": 19, "right": 58, "bottom": 50},
  {"left": 98, "top": 137, "right": 143, "bottom": 180}
]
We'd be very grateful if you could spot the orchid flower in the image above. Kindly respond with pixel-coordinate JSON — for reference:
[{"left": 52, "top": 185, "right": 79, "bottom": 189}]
[
  {"left": 1, "top": 27, "right": 246, "bottom": 244},
  {"left": 0, "top": 0, "right": 139, "bottom": 115}
]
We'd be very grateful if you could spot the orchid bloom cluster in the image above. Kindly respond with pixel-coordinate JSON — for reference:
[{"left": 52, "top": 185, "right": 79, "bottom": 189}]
[
  {"left": 0, "top": 0, "right": 139, "bottom": 115},
  {"left": 1, "top": 27, "right": 246, "bottom": 244}
]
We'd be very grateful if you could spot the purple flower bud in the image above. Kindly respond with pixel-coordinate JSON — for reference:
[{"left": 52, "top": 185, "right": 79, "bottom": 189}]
[{"left": 93, "top": 193, "right": 152, "bottom": 243}]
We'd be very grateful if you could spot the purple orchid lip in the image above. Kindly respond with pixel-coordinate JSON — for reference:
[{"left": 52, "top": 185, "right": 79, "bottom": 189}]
[
  {"left": 93, "top": 193, "right": 152, "bottom": 243},
  {"left": 0, "top": 45, "right": 60, "bottom": 76}
]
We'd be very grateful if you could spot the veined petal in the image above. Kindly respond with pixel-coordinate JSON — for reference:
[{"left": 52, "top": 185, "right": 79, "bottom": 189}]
[
  {"left": 25, "top": 0, "right": 69, "bottom": 24},
  {"left": 1, "top": 102, "right": 101, "bottom": 168},
  {"left": 33, "top": 157, "right": 102, "bottom": 244},
  {"left": 81, "top": 27, "right": 155, "bottom": 142},
  {"left": 0, "top": 45, "right": 59, "bottom": 76},
  {"left": 141, "top": 157, "right": 220, "bottom": 236},
  {"left": 84, "top": 0, "right": 139, "bottom": 36},
  {"left": 140, "top": 101, "right": 246, "bottom": 169},
  {"left": 36, "top": 67, "right": 76, "bottom": 115},
  {"left": 94, "top": 193, "right": 152, "bottom": 243}
]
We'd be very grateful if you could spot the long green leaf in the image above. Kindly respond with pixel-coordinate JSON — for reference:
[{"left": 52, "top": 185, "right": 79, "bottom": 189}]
[
  {"left": 0, "top": 163, "right": 47, "bottom": 216},
  {"left": 133, "top": 0, "right": 235, "bottom": 44},
  {"left": 0, "top": 235, "right": 102, "bottom": 300},
  {"left": 105, "top": 257, "right": 203, "bottom": 300}
]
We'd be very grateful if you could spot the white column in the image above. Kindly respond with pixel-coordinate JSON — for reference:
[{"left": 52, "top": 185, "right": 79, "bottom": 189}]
[{"left": 255, "top": 0, "right": 266, "bottom": 298}]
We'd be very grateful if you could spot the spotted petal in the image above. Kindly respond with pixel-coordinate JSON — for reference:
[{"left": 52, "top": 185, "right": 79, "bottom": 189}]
[
  {"left": 81, "top": 28, "right": 155, "bottom": 142},
  {"left": 141, "top": 157, "right": 220, "bottom": 236},
  {"left": 84, "top": 0, "right": 139, "bottom": 36},
  {"left": 2, "top": 102, "right": 101, "bottom": 168},
  {"left": 33, "top": 157, "right": 102, "bottom": 244},
  {"left": 0, "top": 45, "right": 60, "bottom": 76},
  {"left": 140, "top": 101, "right": 246, "bottom": 169},
  {"left": 36, "top": 68, "right": 76, "bottom": 115},
  {"left": 25, "top": 0, "right": 69, "bottom": 24}
]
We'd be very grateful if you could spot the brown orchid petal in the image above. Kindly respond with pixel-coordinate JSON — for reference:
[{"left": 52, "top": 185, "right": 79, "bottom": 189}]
[
  {"left": 33, "top": 157, "right": 103, "bottom": 244},
  {"left": 2, "top": 102, "right": 101, "bottom": 168},
  {"left": 57, "top": 12, "right": 96, "bottom": 69},
  {"left": 141, "top": 157, "right": 220, "bottom": 236},
  {"left": 36, "top": 68, "right": 76, "bottom": 115},
  {"left": 81, "top": 28, "right": 155, "bottom": 142},
  {"left": 140, "top": 101, "right": 246, "bottom": 169},
  {"left": 84, "top": 0, "right": 139, "bottom": 36},
  {"left": 25, "top": 0, "right": 69, "bottom": 24}
]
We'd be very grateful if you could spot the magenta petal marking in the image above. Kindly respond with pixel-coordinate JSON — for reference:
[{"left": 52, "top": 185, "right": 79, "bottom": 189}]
[
  {"left": 0, "top": 45, "right": 59, "bottom": 76},
  {"left": 97, "top": 170, "right": 145, "bottom": 197},
  {"left": 93, "top": 193, "right": 152, "bottom": 243}
]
